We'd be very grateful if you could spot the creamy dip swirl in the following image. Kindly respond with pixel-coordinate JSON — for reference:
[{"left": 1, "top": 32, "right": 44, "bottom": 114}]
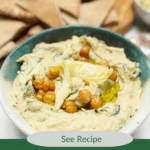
[{"left": 11, "top": 35, "right": 141, "bottom": 132}]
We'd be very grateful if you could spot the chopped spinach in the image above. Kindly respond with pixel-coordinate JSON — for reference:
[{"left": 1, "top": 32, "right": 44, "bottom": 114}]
[
  {"left": 69, "top": 89, "right": 78, "bottom": 96},
  {"left": 53, "top": 52, "right": 63, "bottom": 61},
  {"left": 99, "top": 109, "right": 107, "bottom": 112},
  {"left": 23, "top": 86, "right": 31, "bottom": 99},
  {"left": 36, "top": 57, "right": 43, "bottom": 63},
  {"left": 112, "top": 104, "right": 120, "bottom": 116},
  {"left": 32, "top": 76, "right": 35, "bottom": 81},
  {"left": 54, "top": 52, "right": 63, "bottom": 58},
  {"left": 27, "top": 101, "right": 33, "bottom": 104},
  {"left": 49, "top": 108, "right": 53, "bottom": 111},
  {"left": 122, "top": 64, "right": 140, "bottom": 79},
  {"left": 33, "top": 108, "right": 41, "bottom": 112},
  {"left": 38, "top": 119, "right": 46, "bottom": 122},
  {"left": 27, "top": 68, "right": 33, "bottom": 75},
  {"left": 24, "top": 108, "right": 30, "bottom": 112},
  {"left": 49, "top": 47, "right": 57, "bottom": 52},
  {"left": 94, "top": 109, "right": 98, "bottom": 113},
  {"left": 64, "top": 54, "right": 71, "bottom": 60},
  {"left": 99, "top": 91, "right": 103, "bottom": 96},
  {"left": 25, "top": 81, "right": 29, "bottom": 86}
]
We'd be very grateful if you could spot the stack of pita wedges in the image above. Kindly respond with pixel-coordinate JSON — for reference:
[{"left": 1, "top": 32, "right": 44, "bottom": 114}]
[{"left": 0, "top": 0, "right": 134, "bottom": 60}]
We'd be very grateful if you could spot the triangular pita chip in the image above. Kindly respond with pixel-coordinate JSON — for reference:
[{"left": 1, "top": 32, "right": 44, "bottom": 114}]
[
  {"left": 16, "top": 0, "right": 63, "bottom": 27},
  {"left": 62, "top": 12, "right": 78, "bottom": 25},
  {"left": 0, "top": 19, "right": 27, "bottom": 48},
  {"left": 0, "top": 41, "right": 16, "bottom": 59},
  {"left": 105, "top": 0, "right": 134, "bottom": 34},
  {"left": 28, "top": 25, "right": 44, "bottom": 36},
  {"left": 56, "top": 0, "right": 81, "bottom": 17},
  {"left": 79, "top": 0, "right": 116, "bottom": 27},
  {"left": 15, "top": 34, "right": 30, "bottom": 46},
  {"left": 0, "top": 0, "right": 37, "bottom": 23},
  {"left": 103, "top": 9, "right": 119, "bottom": 26}
]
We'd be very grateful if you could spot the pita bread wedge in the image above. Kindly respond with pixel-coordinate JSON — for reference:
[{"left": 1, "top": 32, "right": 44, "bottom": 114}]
[
  {"left": 16, "top": 0, "right": 63, "bottom": 27},
  {"left": 103, "top": 9, "right": 119, "bottom": 26},
  {"left": 0, "top": 0, "right": 37, "bottom": 23},
  {"left": 79, "top": 0, "right": 116, "bottom": 27},
  {"left": 0, "top": 19, "right": 27, "bottom": 48},
  {"left": 62, "top": 12, "right": 78, "bottom": 25},
  {"left": 28, "top": 25, "right": 44, "bottom": 36},
  {"left": 15, "top": 34, "right": 30, "bottom": 46},
  {"left": 56, "top": 0, "right": 81, "bottom": 17},
  {"left": 0, "top": 41, "right": 16, "bottom": 59},
  {"left": 105, "top": 0, "right": 134, "bottom": 34}
]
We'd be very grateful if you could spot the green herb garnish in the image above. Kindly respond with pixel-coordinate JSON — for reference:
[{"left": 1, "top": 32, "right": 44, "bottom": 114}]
[
  {"left": 23, "top": 86, "right": 31, "bottom": 99},
  {"left": 112, "top": 104, "right": 120, "bottom": 116},
  {"left": 69, "top": 89, "right": 78, "bottom": 96}
]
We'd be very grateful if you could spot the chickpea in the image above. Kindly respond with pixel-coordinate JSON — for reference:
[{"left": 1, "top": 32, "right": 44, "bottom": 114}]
[
  {"left": 43, "top": 80, "right": 55, "bottom": 92},
  {"left": 83, "top": 80, "right": 90, "bottom": 86},
  {"left": 46, "top": 91, "right": 55, "bottom": 96},
  {"left": 38, "top": 89, "right": 45, "bottom": 96},
  {"left": 43, "top": 91, "right": 55, "bottom": 104},
  {"left": 35, "top": 94, "right": 43, "bottom": 101},
  {"left": 32, "top": 78, "right": 44, "bottom": 90},
  {"left": 109, "top": 70, "right": 117, "bottom": 81},
  {"left": 78, "top": 57, "right": 88, "bottom": 62},
  {"left": 80, "top": 46, "right": 90, "bottom": 58},
  {"left": 65, "top": 101, "right": 77, "bottom": 113},
  {"left": 47, "top": 66, "right": 60, "bottom": 79},
  {"left": 78, "top": 89, "right": 92, "bottom": 103},
  {"left": 101, "top": 62, "right": 110, "bottom": 68},
  {"left": 90, "top": 95, "right": 102, "bottom": 109}
]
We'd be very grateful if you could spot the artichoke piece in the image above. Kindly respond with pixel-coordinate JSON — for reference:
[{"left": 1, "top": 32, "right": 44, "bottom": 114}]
[{"left": 62, "top": 60, "right": 113, "bottom": 85}]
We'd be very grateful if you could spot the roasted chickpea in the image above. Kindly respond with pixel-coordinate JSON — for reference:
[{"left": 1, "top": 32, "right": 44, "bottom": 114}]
[
  {"left": 83, "top": 80, "right": 90, "bottom": 86},
  {"left": 46, "top": 91, "right": 55, "bottom": 95},
  {"left": 43, "top": 91, "right": 55, "bottom": 104},
  {"left": 101, "top": 62, "right": 110, "bottom": 68},
  {"left": 35, "top": 94, "right": 43, "bottom": 101},
  {"left": 38, "top": 89, "right": 45, "bottom": 96},
  {"left": 47, "top": 66, "right": 60, "bottom": 79},
  {"left": 65, "top": 101, "right": 77, "bottom": 113},
  {"left": 109, "top": 70, "right": 117, "bottom": 81},
  {"left": 43, "top": 80, "right": 55, "bottom": 92},
  {"left": 78, "top": 89, "right": 92, "bottom": 103},
  {"left": 90, "top": 95, "right": 102, "bottom": 109},
  {"left": 80, "top": 46, "right": 90, "bottom": 58},
  {"left": 32, "top": 78, "right": 44, "bottom": 90},
  {"left": 78, "top": 57, "right": 88, "bottom": 62}
]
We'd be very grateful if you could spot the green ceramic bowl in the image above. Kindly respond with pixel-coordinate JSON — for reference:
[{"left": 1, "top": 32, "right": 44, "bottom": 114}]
[{"left": 1, "top": 26, "right": 150, "bottom": 135}]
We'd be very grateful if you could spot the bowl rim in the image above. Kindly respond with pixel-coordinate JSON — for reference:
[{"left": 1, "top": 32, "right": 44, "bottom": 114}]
[
  {"left": 1, "top": 25, "right": 150, "bottom": 136},
  {"left": 135, "top": 0, "right": 150, "bottom": 13}
]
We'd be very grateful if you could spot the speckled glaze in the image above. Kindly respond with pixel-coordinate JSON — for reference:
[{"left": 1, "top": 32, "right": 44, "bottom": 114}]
[{"left": 1, "top": 26, "right": 150, "bottom": 135}]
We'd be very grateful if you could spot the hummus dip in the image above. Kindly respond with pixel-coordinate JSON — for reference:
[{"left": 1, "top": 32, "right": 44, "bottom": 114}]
[{"left": 11, "top": 35, "right": 142, "bottom": 132}]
